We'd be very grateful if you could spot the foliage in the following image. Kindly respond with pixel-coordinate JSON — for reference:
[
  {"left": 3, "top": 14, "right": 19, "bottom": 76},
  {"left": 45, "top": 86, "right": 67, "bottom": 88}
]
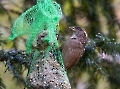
[
  {"left": 57, "top": 0, "right": 119, "bottom": 39},
  {"left": 1, "top": 32, "right": 120, "bottom": 88},
  {"left": 68, "top": 33, "right": 120, "bottom": 89},
  {"left": 0, "top": 32, "right": 6, "bottom": 89},
  {"left": 0, "top": 0, "right": 120, "bottom": 89},
  {"left": 0, "top": 77, "right": 6, "bottom": 89}
]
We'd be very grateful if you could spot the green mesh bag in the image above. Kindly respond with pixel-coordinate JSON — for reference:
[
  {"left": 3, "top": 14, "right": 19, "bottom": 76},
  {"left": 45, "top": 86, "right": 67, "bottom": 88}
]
[
  {"left": 26, "top": 45, "right": 71, "bottom": 89},
  {"left": 9, "top": 0, "right": 62, "bottom": 52},
  {"left": 9, "top": 0, "right": 71, "bottom": 88}
]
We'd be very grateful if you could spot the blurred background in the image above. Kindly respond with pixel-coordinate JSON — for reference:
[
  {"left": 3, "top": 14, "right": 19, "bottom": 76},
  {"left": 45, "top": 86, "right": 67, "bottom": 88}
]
[{"left": 0, "top": 0, "right": 120, "bottom": 89}]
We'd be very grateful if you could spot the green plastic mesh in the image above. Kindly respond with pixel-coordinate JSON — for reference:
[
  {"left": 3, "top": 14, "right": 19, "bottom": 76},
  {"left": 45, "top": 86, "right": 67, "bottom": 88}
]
[
  {"left": 26, "top": 45, "right": 71, "bottom": 89},
  {"left": 9, "top": 0, "right": 62, "bottom": 52},
  {"left": 9, "top": 0, "right": 71, "bottom": 88}
]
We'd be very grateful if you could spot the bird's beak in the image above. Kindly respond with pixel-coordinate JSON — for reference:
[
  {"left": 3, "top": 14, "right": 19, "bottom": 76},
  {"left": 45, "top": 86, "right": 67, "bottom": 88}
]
[{"left": 69, "top": 26, "right": 76, "bottom": 31}]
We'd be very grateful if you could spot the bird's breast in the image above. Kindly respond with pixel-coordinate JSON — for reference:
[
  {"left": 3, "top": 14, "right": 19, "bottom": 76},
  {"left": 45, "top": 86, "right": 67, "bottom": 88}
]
[{"left": 62, "top": 39, "right": 85, "bottom": 69}]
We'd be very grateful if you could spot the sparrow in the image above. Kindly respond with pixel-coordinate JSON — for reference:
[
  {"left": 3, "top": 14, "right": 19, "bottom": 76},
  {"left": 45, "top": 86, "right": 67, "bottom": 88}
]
[{"left": 62, "top": 26, "right": 88, "bottom": 70}]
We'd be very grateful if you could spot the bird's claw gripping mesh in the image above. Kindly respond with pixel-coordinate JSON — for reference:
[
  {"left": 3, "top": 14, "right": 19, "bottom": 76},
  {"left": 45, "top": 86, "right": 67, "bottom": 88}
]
[{"left": 9, "top": 0, "right": 71, "bottom": 88}]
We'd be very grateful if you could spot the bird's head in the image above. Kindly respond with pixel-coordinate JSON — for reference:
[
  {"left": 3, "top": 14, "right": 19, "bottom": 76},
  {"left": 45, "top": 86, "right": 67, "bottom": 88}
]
[{"left": 69, "top": 26, "right": 88, "bottom": 46}]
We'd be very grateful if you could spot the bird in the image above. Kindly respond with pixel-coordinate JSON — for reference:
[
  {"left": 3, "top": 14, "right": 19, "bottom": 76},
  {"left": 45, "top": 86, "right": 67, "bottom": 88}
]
[{"left": 62, "top": 26, "right": 88, "bottom": 70}]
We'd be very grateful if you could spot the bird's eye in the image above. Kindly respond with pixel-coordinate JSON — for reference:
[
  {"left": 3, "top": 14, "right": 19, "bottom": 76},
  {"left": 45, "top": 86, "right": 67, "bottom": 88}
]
[{"left": 72, "top": 27, "right": 75, "bottom": 30}]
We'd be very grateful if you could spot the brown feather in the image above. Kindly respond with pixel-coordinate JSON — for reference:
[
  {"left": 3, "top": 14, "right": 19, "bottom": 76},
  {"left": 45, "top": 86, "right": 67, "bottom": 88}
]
[{"left": 62, "top": 26, "right": 88, "bottom": 70}]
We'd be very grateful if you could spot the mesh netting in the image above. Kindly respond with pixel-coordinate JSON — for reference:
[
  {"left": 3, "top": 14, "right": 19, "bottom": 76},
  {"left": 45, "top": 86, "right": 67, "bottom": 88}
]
[
  {"left": 25, "top": 32, "right": 71, "bottom": 88},
  {"left": 26, "top": 45, "right": 71, "bottom": 89},
  {"left": 9, "top": 0, "right": 62, "bottom": 52},
  {"left": 9, "top": 0, "right": 71, "bottom": 88}
]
